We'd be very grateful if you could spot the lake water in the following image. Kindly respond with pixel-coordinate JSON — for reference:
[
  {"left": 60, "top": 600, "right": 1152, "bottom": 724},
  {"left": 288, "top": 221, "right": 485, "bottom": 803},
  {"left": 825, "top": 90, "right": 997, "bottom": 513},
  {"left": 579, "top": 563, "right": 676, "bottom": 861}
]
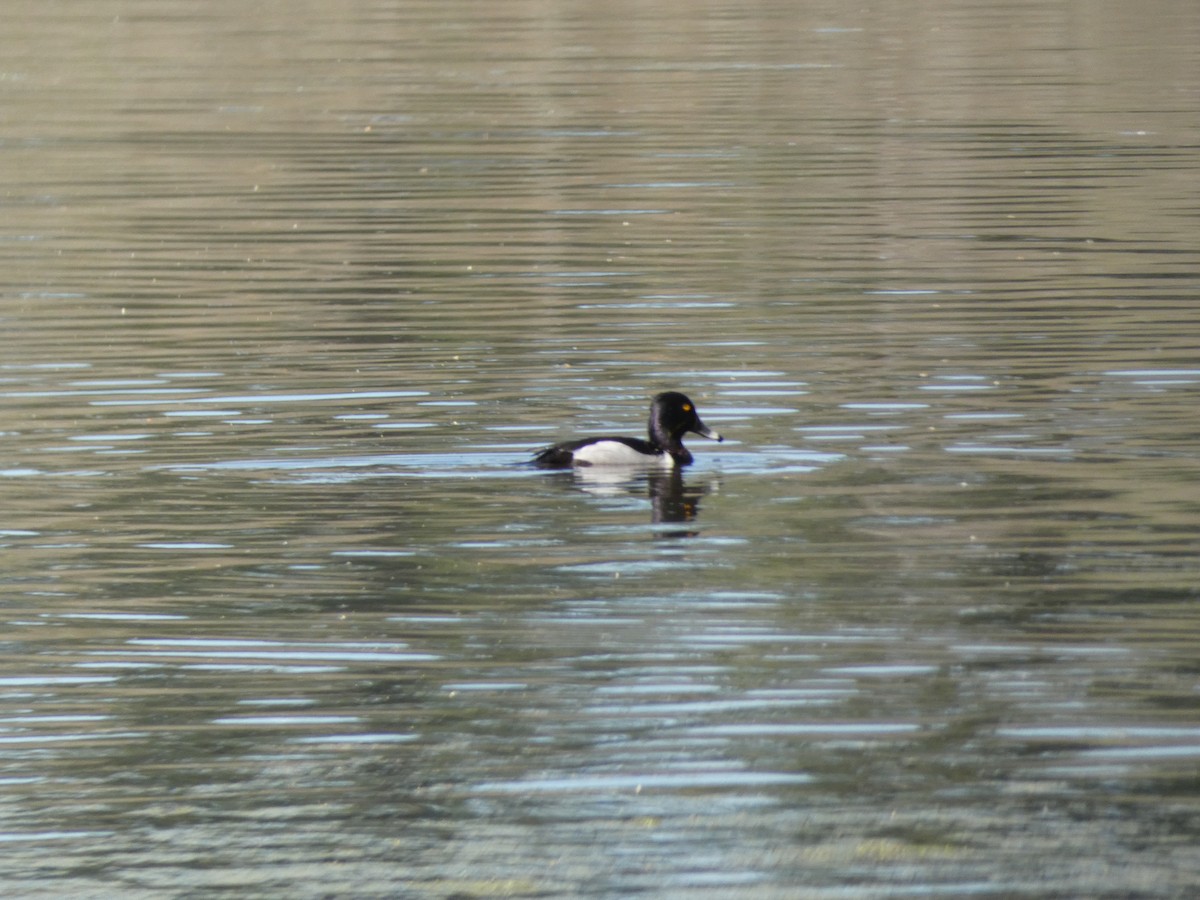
[{"left": 3, "top": 1, "right": 1200, "bottom": 896}]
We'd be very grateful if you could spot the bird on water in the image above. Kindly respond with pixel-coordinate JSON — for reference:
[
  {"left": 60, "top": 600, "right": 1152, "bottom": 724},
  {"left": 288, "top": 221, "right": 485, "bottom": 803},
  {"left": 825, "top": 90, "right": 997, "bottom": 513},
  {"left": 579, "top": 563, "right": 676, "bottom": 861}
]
[{"left": 533, "top": 391, "right": 723, "bottom": 468}]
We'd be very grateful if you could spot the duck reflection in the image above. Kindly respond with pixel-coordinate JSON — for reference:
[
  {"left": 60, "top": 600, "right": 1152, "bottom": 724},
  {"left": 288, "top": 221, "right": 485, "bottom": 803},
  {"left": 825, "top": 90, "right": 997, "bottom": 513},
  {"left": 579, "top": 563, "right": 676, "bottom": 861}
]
[{"left": 570, "top": 465, "right": 716, "bottom": 536}]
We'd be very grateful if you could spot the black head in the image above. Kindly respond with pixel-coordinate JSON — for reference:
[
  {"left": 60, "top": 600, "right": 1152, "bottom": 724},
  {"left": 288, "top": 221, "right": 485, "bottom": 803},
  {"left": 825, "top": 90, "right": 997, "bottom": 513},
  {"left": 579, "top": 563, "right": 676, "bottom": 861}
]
[{"left": 648, "top": 391, "right": 723, "bottom": 449}]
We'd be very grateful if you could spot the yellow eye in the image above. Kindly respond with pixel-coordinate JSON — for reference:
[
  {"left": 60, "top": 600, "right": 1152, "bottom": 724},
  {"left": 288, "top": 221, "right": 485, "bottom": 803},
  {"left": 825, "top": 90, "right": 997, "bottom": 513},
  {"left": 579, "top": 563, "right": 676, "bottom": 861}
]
[{"left": 682, "top": 403, "right": 692, "bottom": 412}]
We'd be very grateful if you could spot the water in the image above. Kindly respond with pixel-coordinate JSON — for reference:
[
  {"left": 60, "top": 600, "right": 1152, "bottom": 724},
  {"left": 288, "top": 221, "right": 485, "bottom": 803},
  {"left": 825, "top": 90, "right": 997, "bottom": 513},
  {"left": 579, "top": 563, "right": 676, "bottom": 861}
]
[{"left": 3, "top": 0, "right": 1200, "bottom": 896}]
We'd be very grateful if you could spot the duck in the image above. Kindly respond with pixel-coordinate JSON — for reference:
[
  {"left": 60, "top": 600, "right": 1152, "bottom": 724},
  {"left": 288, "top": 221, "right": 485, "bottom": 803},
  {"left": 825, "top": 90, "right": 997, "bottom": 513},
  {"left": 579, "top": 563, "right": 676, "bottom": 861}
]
[{"left": 533, "top": 391, "right": 723, "bottom": 468}]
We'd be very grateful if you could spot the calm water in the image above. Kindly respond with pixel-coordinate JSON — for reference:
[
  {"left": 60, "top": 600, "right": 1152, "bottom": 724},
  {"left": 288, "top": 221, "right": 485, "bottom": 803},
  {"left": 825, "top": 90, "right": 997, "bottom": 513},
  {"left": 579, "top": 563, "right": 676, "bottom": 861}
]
[{"left": 3, "top": 1, "right": 1200, "bottom": 896}]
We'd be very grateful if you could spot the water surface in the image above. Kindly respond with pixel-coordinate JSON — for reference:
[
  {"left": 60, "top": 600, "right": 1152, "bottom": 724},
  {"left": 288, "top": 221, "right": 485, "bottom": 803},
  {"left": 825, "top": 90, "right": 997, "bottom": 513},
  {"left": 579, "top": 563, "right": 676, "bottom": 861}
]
[{"left": 3, "top": 0, "right": 1200, "bottom": 896}]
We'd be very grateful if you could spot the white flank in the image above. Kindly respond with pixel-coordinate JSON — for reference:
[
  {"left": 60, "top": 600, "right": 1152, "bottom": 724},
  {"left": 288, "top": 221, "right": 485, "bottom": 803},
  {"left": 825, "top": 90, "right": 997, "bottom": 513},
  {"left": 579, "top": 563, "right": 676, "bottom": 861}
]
[{"left": 571, "top": 441, "right": 673, "bottom": 467}]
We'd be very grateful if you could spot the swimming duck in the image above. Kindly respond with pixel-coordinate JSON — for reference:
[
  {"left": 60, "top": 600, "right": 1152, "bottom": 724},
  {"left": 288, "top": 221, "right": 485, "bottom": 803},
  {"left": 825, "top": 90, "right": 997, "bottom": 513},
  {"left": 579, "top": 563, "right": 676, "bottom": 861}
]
[{"left": 533, "top": 391, "right": 723, "bottom": 468}]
